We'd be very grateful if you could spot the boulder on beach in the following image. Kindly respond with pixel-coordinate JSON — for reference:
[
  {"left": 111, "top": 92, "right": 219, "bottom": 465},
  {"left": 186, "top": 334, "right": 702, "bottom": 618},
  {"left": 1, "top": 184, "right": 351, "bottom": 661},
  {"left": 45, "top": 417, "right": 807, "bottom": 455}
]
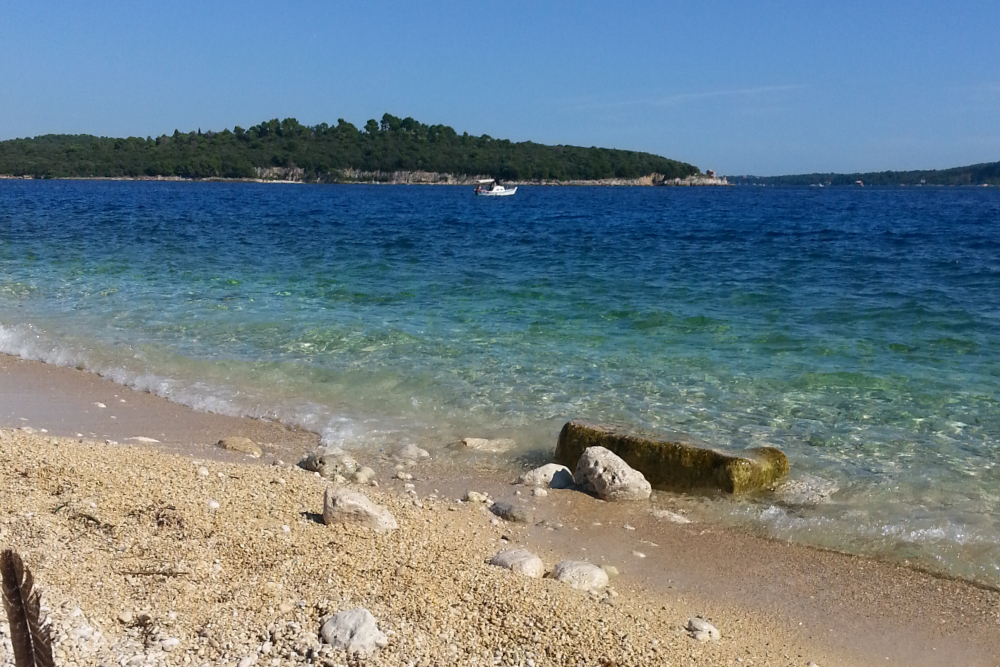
[
  {"left": 554, "top": 420, "right": 789, "bottom": 494},
  {"left": 217, "top": 436, "right": 262, "bottom": 458},
  {"left": 299, "top": 448, "right": 359, "bottom": 479},
  {"left": 490, "top": 548, "right": 544, "bottom": 578},
  {"left": 322, "top": 487, "right": 397, "bottom": 532},
  {"left": 516, "top": 463, "right": 574, "bottom": 489},
  {"left": 320, "top": 607, "right": 388, "bottom": 655},
  {"left": 552, "top": 560, "right": 609, "bottom": 591},
  {"left": 574, "top": 446, "right": 651, "bottom": 501}
]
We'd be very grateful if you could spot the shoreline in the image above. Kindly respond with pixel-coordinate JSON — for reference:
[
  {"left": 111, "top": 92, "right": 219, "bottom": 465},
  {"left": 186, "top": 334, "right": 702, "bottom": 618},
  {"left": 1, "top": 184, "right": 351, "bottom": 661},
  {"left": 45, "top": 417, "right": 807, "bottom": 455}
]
[
  {"left": 0, "top": 173, "right": 731, "bottom": 187},
  {"left": 2, "top": 352, "right": 999, "bottom": 665}
]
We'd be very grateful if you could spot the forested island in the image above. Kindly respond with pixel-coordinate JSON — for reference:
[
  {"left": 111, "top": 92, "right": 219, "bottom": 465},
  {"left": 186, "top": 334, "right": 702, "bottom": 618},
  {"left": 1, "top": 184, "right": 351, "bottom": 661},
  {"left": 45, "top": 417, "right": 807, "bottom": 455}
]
[
  {"left": 732, "top": 161, "right": 1000, "bottom": 187},
  {"left": 0, "top": 114, "right": 698, "bottom": 183}
]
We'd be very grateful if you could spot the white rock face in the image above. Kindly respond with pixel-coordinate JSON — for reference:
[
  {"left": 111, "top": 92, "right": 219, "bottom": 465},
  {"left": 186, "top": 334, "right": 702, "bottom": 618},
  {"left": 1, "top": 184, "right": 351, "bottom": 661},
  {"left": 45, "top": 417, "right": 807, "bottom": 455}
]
[
  {"left": 686, "top": 617, "right": 720, "bottom": 641},
  {"left": 516, "top": 463, "right": 574, "bottom": 489},
  {"left": 490, "top": 548, "right": 544, "bottom": 578},
  {"left": 322, "top": 488, "right": 397, "bottom": 532},
  {"left": 320, "top": 607, "right": 388, "bottom": 655},
  {"left": 574, "top": 447, "right": 651, "bottom": 501},
  {"left": 396, "top": 443, "right": 430, "bottom": 460},
  {"left": 552, "top": 560, "right": 609, "bottom": 591}
]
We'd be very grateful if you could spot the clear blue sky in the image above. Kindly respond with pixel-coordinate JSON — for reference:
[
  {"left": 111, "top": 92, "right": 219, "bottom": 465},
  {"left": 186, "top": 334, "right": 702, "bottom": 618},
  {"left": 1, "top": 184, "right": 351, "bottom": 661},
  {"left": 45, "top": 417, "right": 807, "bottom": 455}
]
[{"left": 2, "top": 1, "right": 998, "bottom": 175}]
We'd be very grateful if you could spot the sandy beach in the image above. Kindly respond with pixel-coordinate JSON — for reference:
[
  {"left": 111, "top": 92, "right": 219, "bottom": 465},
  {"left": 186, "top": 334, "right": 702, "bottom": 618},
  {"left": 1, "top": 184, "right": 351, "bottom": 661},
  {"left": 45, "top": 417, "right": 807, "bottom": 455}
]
[{"left": 1, "top": 353, "right": 999, "bottom": 667}]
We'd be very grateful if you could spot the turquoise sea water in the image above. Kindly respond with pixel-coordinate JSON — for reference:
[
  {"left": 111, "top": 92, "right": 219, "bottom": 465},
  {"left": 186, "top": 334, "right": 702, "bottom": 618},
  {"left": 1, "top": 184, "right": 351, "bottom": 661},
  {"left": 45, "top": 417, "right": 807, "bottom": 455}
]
[{"left": 1, "top": 180, "right": 998, "bottom": 584}]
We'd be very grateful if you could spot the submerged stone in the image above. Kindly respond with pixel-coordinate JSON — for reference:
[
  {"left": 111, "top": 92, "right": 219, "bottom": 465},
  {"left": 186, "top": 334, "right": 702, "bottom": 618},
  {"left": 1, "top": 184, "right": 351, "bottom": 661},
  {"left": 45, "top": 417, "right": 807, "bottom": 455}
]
[
  {"left": 217, "top": 436, "right": 262, "bottom": 458},
  {"left": 554, "top": 420, "right": 789, "bottom": 494}
]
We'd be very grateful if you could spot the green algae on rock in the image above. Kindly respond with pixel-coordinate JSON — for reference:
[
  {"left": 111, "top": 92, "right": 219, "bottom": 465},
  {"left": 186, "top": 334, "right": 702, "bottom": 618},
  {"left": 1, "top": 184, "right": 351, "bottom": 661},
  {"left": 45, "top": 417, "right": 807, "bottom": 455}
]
[{"left": 554, "top": 420, "right": 788, "bottom": 494}]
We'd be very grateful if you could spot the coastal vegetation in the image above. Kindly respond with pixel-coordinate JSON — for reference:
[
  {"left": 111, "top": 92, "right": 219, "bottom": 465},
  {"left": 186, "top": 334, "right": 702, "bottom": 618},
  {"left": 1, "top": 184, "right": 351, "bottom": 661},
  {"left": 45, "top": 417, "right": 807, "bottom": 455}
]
[
  {"left": 731, "top": 161, "right": 1000, "bottom": 186},
  {"left": 0, "top": 114, "right": 698, "bottom": 182}
]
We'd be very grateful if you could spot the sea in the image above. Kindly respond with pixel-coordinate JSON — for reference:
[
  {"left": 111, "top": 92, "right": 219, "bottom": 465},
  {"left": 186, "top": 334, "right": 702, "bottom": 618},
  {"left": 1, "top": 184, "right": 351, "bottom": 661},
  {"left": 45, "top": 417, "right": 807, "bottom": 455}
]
[{"left": 1, "top": 180, "right": 998, "bottom": 585}]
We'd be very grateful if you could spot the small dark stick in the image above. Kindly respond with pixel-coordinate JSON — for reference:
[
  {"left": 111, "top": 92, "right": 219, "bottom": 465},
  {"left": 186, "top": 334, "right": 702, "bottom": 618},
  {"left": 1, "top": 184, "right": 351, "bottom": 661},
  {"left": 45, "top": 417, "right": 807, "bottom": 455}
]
[{"left": 1, "top": 550, "right": 55, "bottom": 667}]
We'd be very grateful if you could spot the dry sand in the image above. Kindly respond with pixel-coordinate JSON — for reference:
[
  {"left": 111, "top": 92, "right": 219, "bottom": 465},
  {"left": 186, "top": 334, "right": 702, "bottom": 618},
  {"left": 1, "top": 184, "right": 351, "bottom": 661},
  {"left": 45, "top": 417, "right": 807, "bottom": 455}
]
[{"left": 1, "top": 354, "right": 999, "bottom": 666}]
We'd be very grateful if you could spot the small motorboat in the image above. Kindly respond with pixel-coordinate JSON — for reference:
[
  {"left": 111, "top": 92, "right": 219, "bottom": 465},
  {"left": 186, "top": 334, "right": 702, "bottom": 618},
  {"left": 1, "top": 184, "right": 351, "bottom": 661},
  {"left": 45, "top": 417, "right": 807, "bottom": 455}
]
[{"left": 474, "top": 178, "right": 517, "bottom": 197}]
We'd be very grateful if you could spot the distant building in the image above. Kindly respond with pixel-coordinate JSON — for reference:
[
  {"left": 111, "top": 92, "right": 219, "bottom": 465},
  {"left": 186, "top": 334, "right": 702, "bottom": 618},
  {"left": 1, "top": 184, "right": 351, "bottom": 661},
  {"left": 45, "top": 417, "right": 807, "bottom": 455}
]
[{"left": 706, "top": 169, "right": 717, "bottom": 178}]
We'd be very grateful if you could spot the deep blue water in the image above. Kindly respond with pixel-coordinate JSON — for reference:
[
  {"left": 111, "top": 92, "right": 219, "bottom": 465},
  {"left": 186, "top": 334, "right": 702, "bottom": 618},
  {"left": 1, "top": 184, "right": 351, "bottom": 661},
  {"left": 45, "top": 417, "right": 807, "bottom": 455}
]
[{"left": 1, "top": 180, "right": 999, "bottom": 582}]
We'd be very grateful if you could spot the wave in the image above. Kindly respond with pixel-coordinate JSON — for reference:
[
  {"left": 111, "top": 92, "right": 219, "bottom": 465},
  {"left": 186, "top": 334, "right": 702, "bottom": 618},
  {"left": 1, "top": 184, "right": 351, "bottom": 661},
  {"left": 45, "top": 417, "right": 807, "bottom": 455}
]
[{"left": 0, "top": 321, "right": 361, "bottom": 448}]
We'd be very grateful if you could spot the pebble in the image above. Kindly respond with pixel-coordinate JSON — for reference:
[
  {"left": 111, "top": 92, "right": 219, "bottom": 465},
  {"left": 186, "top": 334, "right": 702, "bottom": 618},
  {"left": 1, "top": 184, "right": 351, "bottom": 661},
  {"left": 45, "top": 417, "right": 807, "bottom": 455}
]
[
  {"left": 323, "top": 487, "right": 398, "bottom": 532},
  {"left": 319, "top": 607, "right": 388, "bottom": 655},
  {"left": 531, "top": 488, "right": 548, "bottom": 497},
  {"left": 117, "top": 611, "right": 133, "bottom": 624},
  {"left": 464, "top": 491, "right": 489, "bottom": 503},
  {"left": 394, "top": 471, "right": 413, "bottom": 481},
  {"left": 515, "top": 463, "right": 575, "bottom": 489},
  {"left": 196, "top": 466, "right": 210, "bottom": 477},
  {"left": 460, "top": 437, "right": 515, "bottom": 453},
  {"left": 207, "top": 499, "right": 221, "bottom": 510},
  {"left": 490, "top": 500, "right": 533, "bottom": 524},
  {"left": 396, "top": 443, "right": 430, "bottom": 460},
  {"left": 552, "top": 560, "right": 609, "bottom": 591},
  {"left": 650, "top": 508, "right": 692, "bottom": 524},
  {"left": 160, "top": 638, "right": 180, "bottom": 651},
  {"left": 218, "top": 436, "right": 263, "bottom": 458},
  {"left": 490, "top": 548, "right": 545, "bottom": 578},
  {"left": 686, "top": 617, "right": 721, "bottom": 641}
]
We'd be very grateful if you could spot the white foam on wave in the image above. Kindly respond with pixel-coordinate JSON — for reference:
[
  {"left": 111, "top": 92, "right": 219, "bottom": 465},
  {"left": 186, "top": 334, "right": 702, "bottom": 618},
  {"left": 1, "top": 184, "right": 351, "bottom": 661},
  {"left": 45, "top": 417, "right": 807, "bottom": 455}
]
[{"left": 0, "top": 321, "right": 364, "bottom": 449}]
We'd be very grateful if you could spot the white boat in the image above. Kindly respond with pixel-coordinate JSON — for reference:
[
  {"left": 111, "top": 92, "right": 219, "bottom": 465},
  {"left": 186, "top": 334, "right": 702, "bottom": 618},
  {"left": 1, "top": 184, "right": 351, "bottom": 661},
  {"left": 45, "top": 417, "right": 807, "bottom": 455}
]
[{"left": 474, "top": 178, "right": 517, "bottom": 197}]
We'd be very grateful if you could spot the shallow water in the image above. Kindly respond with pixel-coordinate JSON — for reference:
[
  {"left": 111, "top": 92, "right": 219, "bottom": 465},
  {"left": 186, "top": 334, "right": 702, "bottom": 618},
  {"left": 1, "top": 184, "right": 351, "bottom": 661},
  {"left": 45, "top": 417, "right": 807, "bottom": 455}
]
[{"left": 1, "top": 180, "right": 998, "bottom": 584}]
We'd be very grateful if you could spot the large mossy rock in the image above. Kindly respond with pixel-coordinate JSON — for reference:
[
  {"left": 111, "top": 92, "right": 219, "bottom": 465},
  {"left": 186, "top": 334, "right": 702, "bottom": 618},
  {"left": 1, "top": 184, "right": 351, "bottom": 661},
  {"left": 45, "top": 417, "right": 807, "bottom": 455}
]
[{"left": 554, "top": 420, "right": 789, "bottom": 494}]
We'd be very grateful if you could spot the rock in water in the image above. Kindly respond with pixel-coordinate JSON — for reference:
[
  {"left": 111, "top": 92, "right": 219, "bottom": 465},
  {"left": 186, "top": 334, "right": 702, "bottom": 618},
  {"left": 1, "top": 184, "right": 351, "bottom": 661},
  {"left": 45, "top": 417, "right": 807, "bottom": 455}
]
[
  {"left": 575, "top": 446, "right": 651, "bottom": 501},
  {"left": 218, "top": 437, "right": 262, "bottom": 458},
  {"left": 686, "top": 617, "right": 720, "bottom": 641},
  {"left": 396, "top": 443, "right": 430, "bottom": 460},
  {"left": 490, "top": 548, "right": 544, "bottom": 578},
  {"left": 490, "top": 500, "right": 533, "bottom": 523},
  {"left": 320, "top": 608, "right": 388, "bottom": 655},
  {"left": 555, "top": 420, "right": 789, "bottom": 494},
  {"left": 552, "top": 560, "right": 609, "bottom": 591},
  {"left": 650, "top": 508, "right": 692, "bottom": 524},
  {"left": 322, "top": 487, "right": 397, "bottom": 532},
  {"left": 461, "top": 437, "right": 515, "bottom": 453},
  {"left": 516, "top": 463, "right": 574, "bottom": 489},
  {"left": 299, "top": 448, "right": 359, "bottom": 479},
  {"left": 773, "top": 473, "right": 839, "bottom": 506}
]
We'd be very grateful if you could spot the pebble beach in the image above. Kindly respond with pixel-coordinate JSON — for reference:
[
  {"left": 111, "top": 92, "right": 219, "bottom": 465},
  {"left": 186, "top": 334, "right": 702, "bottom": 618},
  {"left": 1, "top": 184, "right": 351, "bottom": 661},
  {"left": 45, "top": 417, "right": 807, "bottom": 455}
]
[
  {"left": 2, "top": 352, "right": 1000, "bottom": 667},
  {"left": 0, "top": 427, "right": 825, "bottom": 667}
]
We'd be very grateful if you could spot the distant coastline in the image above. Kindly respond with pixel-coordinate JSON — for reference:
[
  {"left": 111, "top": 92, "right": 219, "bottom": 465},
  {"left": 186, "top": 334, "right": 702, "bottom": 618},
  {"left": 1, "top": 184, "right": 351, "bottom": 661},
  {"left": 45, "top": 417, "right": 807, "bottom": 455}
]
[
  {"left": 0, "top": 114, "right": 700, "bottom": 184},
  {"left": 0, "top": 170, "right": 732, "bottom": 187}
]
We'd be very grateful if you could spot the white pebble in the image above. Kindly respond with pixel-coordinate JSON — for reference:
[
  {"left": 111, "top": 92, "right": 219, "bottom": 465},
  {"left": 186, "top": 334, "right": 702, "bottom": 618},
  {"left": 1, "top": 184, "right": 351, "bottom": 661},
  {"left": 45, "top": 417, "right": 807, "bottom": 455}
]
[
  {"left": 207, "top": 500, "right": 220, "bottom": 510},
  {"left": 196, "top": 466, "right": 210, "bottom": 477}
]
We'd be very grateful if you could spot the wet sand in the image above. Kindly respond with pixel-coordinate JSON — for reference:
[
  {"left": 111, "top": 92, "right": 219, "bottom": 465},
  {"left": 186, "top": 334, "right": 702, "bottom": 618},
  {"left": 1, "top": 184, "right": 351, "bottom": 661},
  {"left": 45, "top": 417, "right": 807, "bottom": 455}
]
[{"left": 2, "top": 353, "right": 999, "bottom": 665}]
